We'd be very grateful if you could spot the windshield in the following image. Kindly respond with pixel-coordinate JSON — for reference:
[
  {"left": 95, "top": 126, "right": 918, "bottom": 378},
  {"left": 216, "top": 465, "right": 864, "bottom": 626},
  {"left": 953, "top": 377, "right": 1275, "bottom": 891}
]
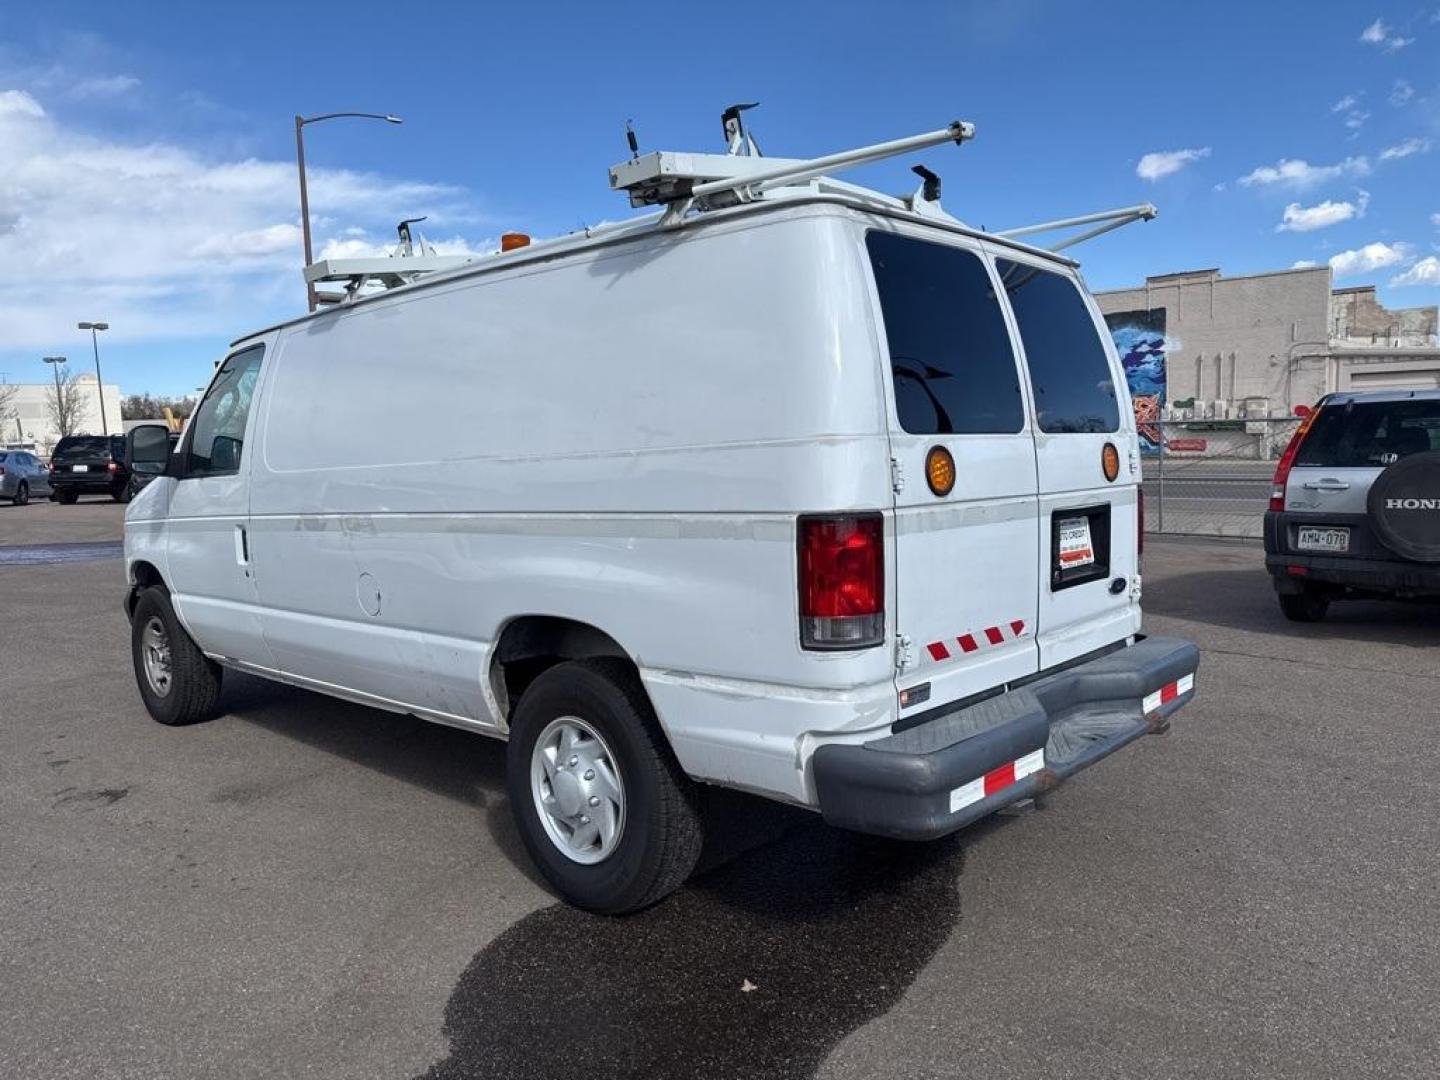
[
  {"left": 53, "top": 436, "right": 116, "bottom": 462},
  {"left": 1296, "top": 398, "right": 1440, "bottom": 468}
]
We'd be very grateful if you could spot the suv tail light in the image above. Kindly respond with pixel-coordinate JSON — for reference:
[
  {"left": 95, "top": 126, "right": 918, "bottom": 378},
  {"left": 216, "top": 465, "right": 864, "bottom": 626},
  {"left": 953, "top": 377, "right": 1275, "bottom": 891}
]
[
  {"left": 798, "top": 514, "right": 884, "bottom": 650},
  {"left": 107, "top": 461, "right": 119, "bottom": 474},
  {"left": 1269, "top": 405, "right": 1323, "bottom": 511}
]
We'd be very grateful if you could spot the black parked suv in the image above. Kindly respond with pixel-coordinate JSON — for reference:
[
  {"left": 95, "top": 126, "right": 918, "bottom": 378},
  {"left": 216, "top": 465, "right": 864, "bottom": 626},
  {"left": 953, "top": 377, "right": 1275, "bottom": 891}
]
[
  {"left": 1264, "top": 389, "right": 1440, "bottom": 621},
  {"left": 48, "top": 434, "right": 130, "bottom": 503}
]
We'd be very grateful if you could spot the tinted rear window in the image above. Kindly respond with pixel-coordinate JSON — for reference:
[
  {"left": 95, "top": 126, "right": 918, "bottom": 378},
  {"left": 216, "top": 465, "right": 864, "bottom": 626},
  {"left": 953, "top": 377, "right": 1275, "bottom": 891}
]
[
  {"left": 995, "top": 259, "right": 1119, "bottom": 434},
  {"left": 867, "top": 232, "right": 1024, "bottom": 435},
  {"left": 1297, "top": 399, "right": 1440, "bottom": 467},
  {"left": 53, "top": 437, "right": 114, "bottom": 461}
]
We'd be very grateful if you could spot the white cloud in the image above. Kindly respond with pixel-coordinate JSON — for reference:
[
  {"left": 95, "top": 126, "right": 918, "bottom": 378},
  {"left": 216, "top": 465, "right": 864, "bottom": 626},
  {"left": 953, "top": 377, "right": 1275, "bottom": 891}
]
[
  {"left": 1379, "top": 137, "right": 1433, "bottom": 160},
  {"left": 1431, "top": 212, "right": 1440, "bottom": 228},
  {"left": 1136, "top": 146, "right": 1211, "bottom": 181},
  {"left": 1329, "top": 241, "right": 1413, "bottom": 278},
  {"left": 1276, "top": 197, "right": 1364, "bottom": 232},
  {"left": 1391, "top": 256, "right": 1440, "bottom": 287},
  {"left": 1343, "top": 109, "right": 1370, "bottom": 132},
  {"left": 1359, "top": 18, "right": 1413, "bottom": 50},
  {"left": 1291, "top": 260, "right": 1320, "bottom": 269},
  {"left": 1331, "top": 94, "right": 1359, "bottom": 113},
  {"left": 1238, "top": 156, "right": 1370, "bottom": 188},
  {"left": 190, "top": 223, "right": 302, "bottom": 259},
  {"left": 0, "top": 87, "right": 496, "bottom": 353},
  {"left": 1389, "top": 79, "right": 1415, "bottom": 107},
  {"left": 68, "top": 74, "right": 140, "bottom": 100},
  {"left": 0, "top": 89, "right": 45, "bottom": 118}
]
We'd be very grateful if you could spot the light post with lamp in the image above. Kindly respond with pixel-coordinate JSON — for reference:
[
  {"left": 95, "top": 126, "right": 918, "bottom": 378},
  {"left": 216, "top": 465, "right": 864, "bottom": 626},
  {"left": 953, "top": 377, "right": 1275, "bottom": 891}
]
[
  {"left": 77, "top": 321, "right": 110, "bottom": 435},
  {"left": 294, "top": 111, "right": 403, "bottom": 312}
]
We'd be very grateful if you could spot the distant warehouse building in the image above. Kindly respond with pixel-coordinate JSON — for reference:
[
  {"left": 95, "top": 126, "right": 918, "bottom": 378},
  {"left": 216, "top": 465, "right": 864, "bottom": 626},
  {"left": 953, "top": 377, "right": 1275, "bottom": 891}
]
[{"left": 1095, "top": 267, "right": 1439, "bottom": 434}]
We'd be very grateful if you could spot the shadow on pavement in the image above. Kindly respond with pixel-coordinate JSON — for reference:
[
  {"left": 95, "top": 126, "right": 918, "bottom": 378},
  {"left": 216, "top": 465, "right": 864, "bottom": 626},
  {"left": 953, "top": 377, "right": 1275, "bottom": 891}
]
[
  {"left": 418, "top": 818, "right": 969, "bottom": 1080},
  {"left": 1144, "top": 564, "right": 1440, "bottom": 646}
]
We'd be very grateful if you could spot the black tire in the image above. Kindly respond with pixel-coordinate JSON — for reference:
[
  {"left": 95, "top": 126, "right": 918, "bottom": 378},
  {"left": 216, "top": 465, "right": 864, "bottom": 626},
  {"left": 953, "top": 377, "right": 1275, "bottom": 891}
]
[
  {"left": 55, "top": 488, "right": 77, "bottom": 504},
  {"left": 130, "top": 586, "right": 223, "bottom": 725},
  {"left": 505, "top": 659, "right": 703, "bottom": 914},
  {"left": 115, "top": 483, "right": 132, "bottom": 504},
  {"left": 1279, "top": 588, "right": 1329, "bottom": 623},
  {"left": 12, "top": 482, "right": 27, "bottom": 506}
]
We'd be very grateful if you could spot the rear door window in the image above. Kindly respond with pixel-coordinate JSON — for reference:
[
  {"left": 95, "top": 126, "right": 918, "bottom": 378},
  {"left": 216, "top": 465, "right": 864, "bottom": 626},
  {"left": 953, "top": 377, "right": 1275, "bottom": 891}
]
[
  {"left": 867, "top": 232, "right": 1025, "bottom": 435},
  {"left": 995, "top": 259, "right": 1120, "bottom": 434},
  {"left": 1298, "top": 399, "right": 1440, "bottom": 467}
]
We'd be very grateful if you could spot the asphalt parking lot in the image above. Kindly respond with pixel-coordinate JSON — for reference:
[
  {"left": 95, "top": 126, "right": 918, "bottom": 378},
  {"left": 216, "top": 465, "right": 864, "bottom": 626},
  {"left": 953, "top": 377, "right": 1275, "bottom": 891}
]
[{"left": 1, "top": 500, "right": 1437, "bottom": 1079}]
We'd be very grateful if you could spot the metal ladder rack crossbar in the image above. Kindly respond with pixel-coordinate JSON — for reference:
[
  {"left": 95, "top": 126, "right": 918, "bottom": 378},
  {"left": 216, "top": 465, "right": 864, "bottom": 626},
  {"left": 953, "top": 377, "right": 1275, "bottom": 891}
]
[{"left": 995, "top": 203, "right": 1158, "bottom": 252}]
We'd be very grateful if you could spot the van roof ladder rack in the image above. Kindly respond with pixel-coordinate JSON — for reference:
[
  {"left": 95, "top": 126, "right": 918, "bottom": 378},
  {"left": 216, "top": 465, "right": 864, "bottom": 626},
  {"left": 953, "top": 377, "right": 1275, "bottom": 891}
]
[
  {"left": 995, "top": 203, "right": 1158, "bottom": 253},
  {"left": 611, "top": 118, "right": 976, "bottom": 226}
]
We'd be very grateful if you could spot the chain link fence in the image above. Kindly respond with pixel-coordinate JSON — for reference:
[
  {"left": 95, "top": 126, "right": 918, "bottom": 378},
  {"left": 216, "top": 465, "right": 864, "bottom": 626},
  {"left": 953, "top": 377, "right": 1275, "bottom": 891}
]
[{"left": 1143, "top": 417, "right": 1302, "bottom": 538}]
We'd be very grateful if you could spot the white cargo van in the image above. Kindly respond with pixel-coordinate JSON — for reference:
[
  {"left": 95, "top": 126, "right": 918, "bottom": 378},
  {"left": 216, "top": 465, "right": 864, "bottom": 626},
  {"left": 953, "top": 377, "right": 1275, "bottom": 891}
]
[{"left": 124, "top": 117, "right": 1198, "bottom": 912}]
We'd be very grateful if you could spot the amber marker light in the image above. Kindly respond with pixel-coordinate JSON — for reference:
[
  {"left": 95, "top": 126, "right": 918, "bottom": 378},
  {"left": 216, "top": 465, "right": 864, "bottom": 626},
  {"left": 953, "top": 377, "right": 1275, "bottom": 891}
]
[
  {"left": 1102, "top": 442, "right": 1120, "bottom": 482},
  {"left": 926, "top": 446, "right": 955, "bottom": 496}
]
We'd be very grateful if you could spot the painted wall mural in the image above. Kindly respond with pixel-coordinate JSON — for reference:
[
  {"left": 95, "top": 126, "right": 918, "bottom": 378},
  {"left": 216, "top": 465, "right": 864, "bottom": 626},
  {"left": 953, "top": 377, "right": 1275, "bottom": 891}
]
[{"left": 1106, "top": 309, "right": 1168, "bottom": 454}]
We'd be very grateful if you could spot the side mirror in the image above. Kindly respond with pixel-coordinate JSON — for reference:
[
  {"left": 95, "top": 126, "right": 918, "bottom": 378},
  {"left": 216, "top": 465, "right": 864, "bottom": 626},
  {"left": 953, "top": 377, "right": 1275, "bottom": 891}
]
[{"left": 126, "top": 424, "right": 172, "bottom": 476}]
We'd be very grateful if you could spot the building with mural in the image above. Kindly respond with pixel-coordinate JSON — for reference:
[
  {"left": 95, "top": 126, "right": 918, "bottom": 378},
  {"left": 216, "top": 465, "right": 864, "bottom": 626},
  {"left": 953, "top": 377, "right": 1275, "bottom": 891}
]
[{"left": 1096, "top": 265, "right": 1438, "bottom": 452}]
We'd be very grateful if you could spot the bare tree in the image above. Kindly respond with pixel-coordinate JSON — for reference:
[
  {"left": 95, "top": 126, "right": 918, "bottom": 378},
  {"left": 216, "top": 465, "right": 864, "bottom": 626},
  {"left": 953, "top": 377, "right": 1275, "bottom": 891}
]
[
  {"left": 0, "top": 381, "right": 17, "bottom": 433},
  {"left": 45, "top": 367, "right": 90, "bottom": 438}
]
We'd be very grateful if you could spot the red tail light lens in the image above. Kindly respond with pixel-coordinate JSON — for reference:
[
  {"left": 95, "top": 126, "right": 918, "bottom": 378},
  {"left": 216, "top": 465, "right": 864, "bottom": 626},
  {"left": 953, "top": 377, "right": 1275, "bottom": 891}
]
[
  {"left": 107, "top": 461, "right": 119, "bottom": 473},
  {"left": 1270, "top": 404, "right": 1322, "bottom": 511},
  {"left": 798, "top": 514, "right": 884, "bottom": 650}
]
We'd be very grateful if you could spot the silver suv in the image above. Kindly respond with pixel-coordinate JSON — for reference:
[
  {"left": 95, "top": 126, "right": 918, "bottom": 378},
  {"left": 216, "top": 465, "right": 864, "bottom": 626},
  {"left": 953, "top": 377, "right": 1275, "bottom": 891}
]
[{"left": 1265, "top": 389, "right": 1440, "bottom": 621}]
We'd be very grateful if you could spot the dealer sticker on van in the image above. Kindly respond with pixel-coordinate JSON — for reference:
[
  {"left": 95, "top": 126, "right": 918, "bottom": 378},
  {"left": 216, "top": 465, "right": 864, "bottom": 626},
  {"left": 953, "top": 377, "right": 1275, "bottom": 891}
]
[{"left": 1057, "top": 517, "right": 1095, "bottom": 567}]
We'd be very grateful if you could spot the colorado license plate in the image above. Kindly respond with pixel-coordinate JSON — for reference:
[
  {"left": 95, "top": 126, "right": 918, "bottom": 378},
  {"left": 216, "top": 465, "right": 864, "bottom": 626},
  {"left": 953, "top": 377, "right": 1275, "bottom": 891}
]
[
  {"left": 71, "top": 464, "right": 88, "bottom": 472},
  {"left": 1296, "top": 526, "right": 1349, "bottom": 553},
  {"left": 1057, "top": 517, "right": 1095, "bottom": 567}
]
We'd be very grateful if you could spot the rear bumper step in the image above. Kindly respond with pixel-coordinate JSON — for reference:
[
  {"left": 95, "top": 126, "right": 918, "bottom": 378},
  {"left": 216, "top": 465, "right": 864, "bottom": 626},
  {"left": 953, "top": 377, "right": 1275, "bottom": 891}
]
[{"left": 811, "top": 636, "right": 1199, "bottom": 840}]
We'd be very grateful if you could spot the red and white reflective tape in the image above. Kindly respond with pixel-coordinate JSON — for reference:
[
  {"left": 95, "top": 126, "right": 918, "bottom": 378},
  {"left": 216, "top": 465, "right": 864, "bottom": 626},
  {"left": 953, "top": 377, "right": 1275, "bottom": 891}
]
[
  {"left": 948, "top": 748, "right": 1045, "bottom": 813},
  {"left": 1142, "top": 672, "right": 1195, "bottom": 715},
  {"left": 925, "top": 619, "right": 1030, "bottom": 664}
]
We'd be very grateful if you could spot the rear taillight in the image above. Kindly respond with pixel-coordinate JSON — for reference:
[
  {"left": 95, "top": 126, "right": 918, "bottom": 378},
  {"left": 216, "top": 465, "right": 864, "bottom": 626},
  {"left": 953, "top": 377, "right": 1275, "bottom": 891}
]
[
  {"left": 1269, "top": 405, "right": 1322, "bottom": 511},
  {"left": 798, "top": 514, "right": 884, "bottom": 650},
  {"left": 107, "top": 461, "right": 119, "bottom": 473}
]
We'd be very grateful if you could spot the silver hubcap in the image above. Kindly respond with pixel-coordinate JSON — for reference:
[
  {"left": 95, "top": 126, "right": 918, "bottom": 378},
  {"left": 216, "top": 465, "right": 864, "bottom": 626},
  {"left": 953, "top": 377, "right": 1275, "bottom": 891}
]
[
  {"left": 141, "top": 616, "right": 173, "bottom": 698},
  {"left": 530, "top": 716, "right": 625, "bottom": 864}
]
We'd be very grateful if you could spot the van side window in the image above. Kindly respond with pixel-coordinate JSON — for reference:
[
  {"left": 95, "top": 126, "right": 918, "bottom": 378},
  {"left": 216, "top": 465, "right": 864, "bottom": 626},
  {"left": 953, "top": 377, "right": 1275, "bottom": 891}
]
[
  {"left": 995, "top": 259, "right": 1119, "bottom": 434},
  {"left": 186, "top": 345, "right": 264, "bottom": 478},
  {"left": 867, "top": 232, "right": 1024, "bottom": 435}
]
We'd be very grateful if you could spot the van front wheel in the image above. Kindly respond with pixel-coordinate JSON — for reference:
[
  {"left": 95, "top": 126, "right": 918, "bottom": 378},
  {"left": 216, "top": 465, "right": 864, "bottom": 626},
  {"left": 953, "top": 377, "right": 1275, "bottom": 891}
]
[
  {"left": 130, "top": 587, "right": 223, "bottom": 725},
  {"left": 505, "top": 659, "right": 703, "bottom": 914}
]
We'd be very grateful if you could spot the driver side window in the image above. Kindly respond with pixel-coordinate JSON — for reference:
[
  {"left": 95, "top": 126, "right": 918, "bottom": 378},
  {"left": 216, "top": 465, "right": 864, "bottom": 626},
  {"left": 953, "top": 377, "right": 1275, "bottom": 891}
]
[{"left": 186, "top": 345, "right": 264, "bottom": 478}]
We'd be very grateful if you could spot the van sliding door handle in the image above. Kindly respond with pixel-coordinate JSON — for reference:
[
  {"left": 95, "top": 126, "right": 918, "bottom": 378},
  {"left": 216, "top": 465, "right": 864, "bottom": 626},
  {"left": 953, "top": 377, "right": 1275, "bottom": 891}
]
[
  {"left": 1301, "top": 479, "right": 1350, "bottom": 492},
  {"left": 234, "top": 524, "right": 250, "bottom": 567}
]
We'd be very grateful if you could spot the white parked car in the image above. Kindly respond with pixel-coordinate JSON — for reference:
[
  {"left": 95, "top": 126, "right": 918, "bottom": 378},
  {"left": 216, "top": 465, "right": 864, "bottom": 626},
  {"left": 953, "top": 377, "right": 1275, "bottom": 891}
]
[{"left": 124, "top": 117, "right": 1198, "bottom": 911}]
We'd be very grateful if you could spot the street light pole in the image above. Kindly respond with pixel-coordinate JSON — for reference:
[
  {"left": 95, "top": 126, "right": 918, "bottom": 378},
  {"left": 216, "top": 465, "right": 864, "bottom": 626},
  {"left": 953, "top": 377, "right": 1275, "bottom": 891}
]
[
  {"left": 294, "top": 111, "right": 403, "bottom": 313},
  {"left": 77, "top": 321, "right": 110, "bottom": 435}
]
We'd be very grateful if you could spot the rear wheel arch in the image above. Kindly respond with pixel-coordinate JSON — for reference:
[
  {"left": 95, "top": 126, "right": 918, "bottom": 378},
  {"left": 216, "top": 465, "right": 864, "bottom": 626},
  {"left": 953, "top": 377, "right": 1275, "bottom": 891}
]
[{"left": 488, "top": 615, "right": 636, "bottom": 723}]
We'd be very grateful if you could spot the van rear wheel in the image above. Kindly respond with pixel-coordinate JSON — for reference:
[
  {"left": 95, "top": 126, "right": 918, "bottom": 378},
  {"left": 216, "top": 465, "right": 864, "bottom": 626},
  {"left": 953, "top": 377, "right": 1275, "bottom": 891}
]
[
  {"left": 130, "top": 587, "right": 223, "bottom": 725},
  {"left": 505, "top": 659, "right": 703, "bottom": 913}
]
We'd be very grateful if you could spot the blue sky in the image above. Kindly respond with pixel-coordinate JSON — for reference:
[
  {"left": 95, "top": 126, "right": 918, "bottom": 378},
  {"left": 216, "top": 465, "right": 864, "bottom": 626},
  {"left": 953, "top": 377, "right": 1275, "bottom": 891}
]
[{"left": 1, "top": 1, "right": 1437, "bottom": 397}]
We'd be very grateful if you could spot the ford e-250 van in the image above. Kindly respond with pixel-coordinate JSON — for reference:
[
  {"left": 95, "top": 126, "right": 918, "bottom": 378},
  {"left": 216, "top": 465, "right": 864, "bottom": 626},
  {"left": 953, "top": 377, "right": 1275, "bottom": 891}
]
[{"left": 124, "top": 117, "right": 1199, "bottom": 912}]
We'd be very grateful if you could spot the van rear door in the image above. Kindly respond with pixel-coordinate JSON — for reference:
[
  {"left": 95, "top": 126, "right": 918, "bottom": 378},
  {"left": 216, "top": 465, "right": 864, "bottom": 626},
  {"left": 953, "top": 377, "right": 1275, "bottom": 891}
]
[
  {"left": 992, "top": 253, "right": 1141, "bottom": 668},
  {"left": 866, "top": 229, "right": 1041, "bottom": 714}
]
